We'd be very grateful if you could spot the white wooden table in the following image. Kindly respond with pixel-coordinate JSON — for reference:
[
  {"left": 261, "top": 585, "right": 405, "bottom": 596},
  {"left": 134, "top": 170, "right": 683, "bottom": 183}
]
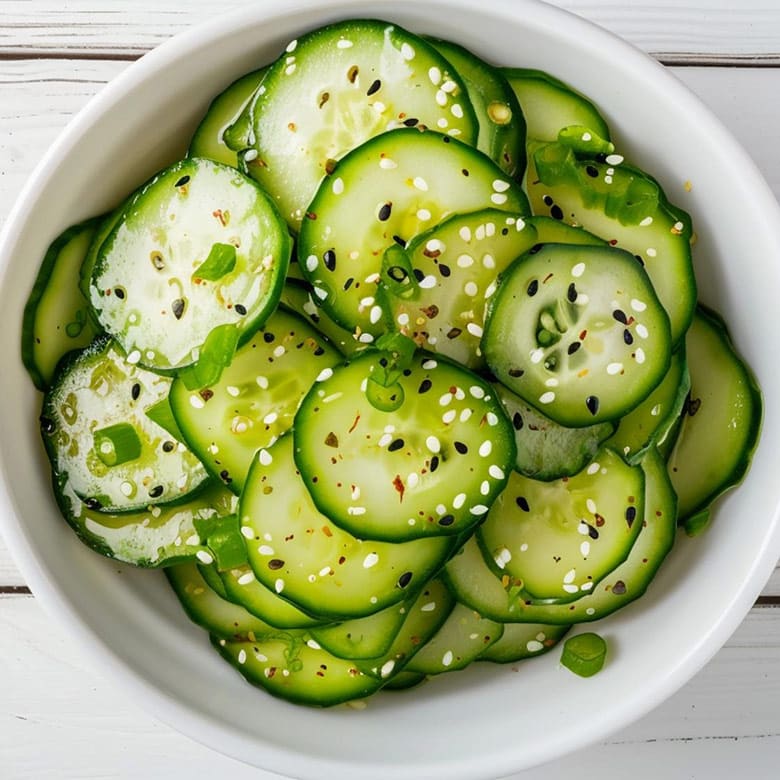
[{"left": 1, "top": 2, "right": 779, "bottom": 777}]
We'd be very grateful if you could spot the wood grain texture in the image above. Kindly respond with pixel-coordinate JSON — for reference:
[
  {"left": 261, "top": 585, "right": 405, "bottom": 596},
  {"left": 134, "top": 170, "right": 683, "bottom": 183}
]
[
  {"left": 1, "top": 594, "right": 778, "bottom": 779},
  {"left": 0, "top": 1, "right": 779, "bottom": 61}
]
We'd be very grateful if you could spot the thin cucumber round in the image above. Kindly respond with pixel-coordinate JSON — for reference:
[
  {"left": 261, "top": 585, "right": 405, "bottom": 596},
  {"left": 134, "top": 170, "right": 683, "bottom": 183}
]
[
  {"left": 298, "top": 128, "right": 529, "bottom": 337},
  {"left": 22, "top": 219, "right": 102, "bottom": 391},
  {"left": 188, "top": 68, "right": 267, "bottom": 167},
  {"left": 41, "top": 337, "right": 208, "bottom": 513},
  {"left": 478, "top": 622, "right": 570, "bottom": 664},
  {"left": 428, "top": 37, "right": 526, "bottom": 178},
  {"left": 380, "top": 208, "right": 538, "bottom": 370},
  {"left": 477, "top": 447, "right": 645, "bottom": 601},
  {"left": 668, "top": 306, "right": 762, "bottom": 524},
  {"left": 90, "top": 157, "right": 291, "bottom": 372},
  {"left": 240, "top": 434, "right": 456, "bottom": 620},
  {"left": 293, "top": 350, "right": 516, "bottom": 541},
  {"left": 444, "top": 447, "right": 677, "bottom": 624},
  {"left": 238, "top": 19, "right": 479, "bottom": 230},
  {"left": 169, "top": 306, "right": 341, "bottom": 494},
  {"left": 483, "top": 243, "right": 672, "bottom": 427}
]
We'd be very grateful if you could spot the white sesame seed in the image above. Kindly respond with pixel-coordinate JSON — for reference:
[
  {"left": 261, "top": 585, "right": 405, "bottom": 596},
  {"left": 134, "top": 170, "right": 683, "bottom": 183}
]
[
  {"left": 428, "top": 66, "right": 442, "bottom": 84},
  {"left": 605, "top": 154, "right": 624, "bottom": 165},
  {"left": 438, "top": 393, "right": 452, "bottom": 407},
  {"left": 489, "top": 465, "right": 505, "bottom": 480},
  {"left": 493, "top": 179, "right": 511, "bottom": 193},
  {"left": 436, "top": 503, "right": 447, "bottom": 515},
  {"left": 482, "top": 253, "right": 496, "bottom": 270},
  {"left": 256, "top": 375, "right": 269, "bottom": 389},
  {"left": 407, "top": 473, "right": 420, "bottom": 488},
  {"left": 471, "top": 504, "right": 489, "bottom": 515},
  {"left": 651, "top": 403, "right": 661, "bottom": 417},
  {"left": 586, "top": 607, "right": 596, "bottom": 615},
  {"left": 457, "top": 253, "right": 474, "bottom": 268},
  {"left": 494, "top": 547, "right": 512, "bottom": 568},
  {"left": 563, "top": 584, "right": 579, "bottom": 594},
  {"left": 397, "top": 312, "right": 410, "bottom": 326},
  {"left": 316, "top": 367, "right": 333, "bottom": 382},
  {"left": 636, "top": 323, "right": 649, "bottom": 339},
  {"left": 313, "top": 285, "right": 328, "bottom": 300},
  {"left": 378, "top": 432, "right": 393, "bottom": 448},
  {"left": 539, "top": 391, "right": 555, "bottom": 404},
  {"left": 572, "top": 262, "right": 586, "bottom": 277},
  {"left": 490, "top": 192, "right": 508, "bottom": 205},
  {"left": 370, "top": 305, "right": 383, "bottom": 324},
  {"left": 464, "top": 281, "right": 478, "bottom": 297},
  {"left": 363, "top": 552, "right": 379, "bottom": 568},
  {"left": 189, "top": 394, "right": 205, "bottom": 410},
  {"left": 582, "top": 131, "right": 592, "bottom": 141},
  {"left": 545, "top": 378, "right": 559, "bottom": 387},
  {"left": 453, "top": 492, "right": 467, "bottom": 509},
  {"left": 417, "top": 208, "right": 432, "bottom": 221},
  {"left": 196, "top": 550, "right": 213, "bottom": 565},
  {"left": 419, "top": 275, "right": 437, "bottom": 289},
  {"left": 348, "top": 506, "right": 367, "bottom": 516},
  {"left": 284, "top": 64, "right": 297, "bottom": 76},
  {"left": 286, "top": 39, "right": 298, "bottom": 52},
  {"left": 421, "top": 601, "right": 437, "bottom": 612},
  {"left": 422, "top": 359, "right": 438, "bottom": 369},
  {"left": 580, "top": 541, "right": 591, "bottom": 557},
  {"left": 646, "top": 247, "right": 657, "bottom": 258},
  {"left": 478, "top": 440, "right": 492, "bottom": 457},
  {"left": 526, "top": 640, "right": 544, "bottom": 653},
  {"left": 486, "top": 412, "right": 499, "bottom": 426},
  {"left": 466, "top": 322, "right": 483, "bottom": 338},
  {"left": 426, "top": 435, "right": 441, "bottom": 453},
  {"left": 263, "top": 411, "right": 278, "bottom": 425},
  {"left": 530, "top": 347, "right": 544, "bottom": 364},
  {"left": 604, "top": 175, "right": 613, "bottom": 184},
  {"left": 635, "top": 347, "right": 646, "bottom": 364},
  {"left": 380, "top": 659, "right": 396, "bottom": 677},
  {"left": 274, "top": 578, "right": 284, "bottom": 593},
  {"left": 273, "top": 345, "right": 286, "bottom": 358},
  {"left": 238, "top": 571, "right": 255, "bottom": 585},
  {"left": 401, "top": 42, "right": 415, "bottom": 60},
  {"left": 458, "top": 226, "right": 472, "bottom": 242},
  {"left": 337, "top": 38, "right": 353, "bottom": 48},
  {"left": 379, "top": 157, "right": 397, "bottom": 169},
  {"left": 441, "top": 650, "right": 454, "bottom": 667},
  {"left": 630, "top": 298, "right": 647, "bottom": 312},
  {"left": 607, "top": 362, "right": 623, "bottom": 375},
  {"left": 435, "top": 89, "right": 447, "bottom": 106},
  {"left": 258, "top": 449, "right": 273, "bottom": 466},
  {"left": 258, "top": 544, "right": 274, "bottom": 556},
  {"left": 442, "top": 409, "right": 457, "bottom": 424},
  {"left": 437, "top": 117, "right": 449, "bottom": 129},
  {"left": 587, "top": 462, "right": 600, "bottom": 475},
  {"left": 460, "top": 408, "right": 472, "bottom": 422},
  {"left": 640, "top": 216, "right": 654, "bottom": 227},
  {"left": 480, "top": 481, "right": 490, "bottom": 495},
  {"left": 238, "top": 649, "right": 247, "bottom": 664},
  {"left": 413, "top": 176, "right": 429, "bottom": 191},
  {"left": 520, "top": 543, "right": 528, "bottom": 552}
]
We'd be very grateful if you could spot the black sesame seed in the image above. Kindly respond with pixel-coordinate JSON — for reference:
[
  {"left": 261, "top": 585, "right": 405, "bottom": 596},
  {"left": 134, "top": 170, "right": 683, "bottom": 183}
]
[
  {"left": 412, "top": 268, "right": 425, "bottom": 282},
  {"left": 131, "top": 383, "right": 141, "bottom": 400},
  {"left": 388, "top": 438, "right": 405, "bottom": 452},
  {"left": 527, "top": 279, "right": 539, "bottom": 297},
  {"left": 263, "top": 332, "right": 275, "bottom": 343},
  {"left": 403, "top": 117, "right": 419, "bottom": 127},
  {"left": 314, "top": 346, "right": 325, "bottom": 356},
  {"left": 512, "top": 412, "right": 523, "bottom": 430},
  {"left": 461, "top": 168, "right": 469, "bottom": 176},
  {"left": 162, "top": 440, "right": 175, "bottom": 453},
  {"left": 40, "top": 415, "right": 56, "bottom": 435},
  {"left": 567, "top": 342, "right": 581, "bottom": 355},
  {"left": 418, "top": 379, "right": 432, "bottom": 394},
  {"left": 439, "top": 264, "right": 451, "bottom": 277},
  {"left": 172, "top": 298, "right": 185, "bottom": 320},
  {"left": 397, "top": 571, "right": 413, "bottom": 588},
  {"left": 501, "top": 227, "right": 509, "bottom": 235},
  {"left": 174, "top": 175, "right": 190, "bottom": 188},
  {"left": 567, "top": 282, "right": 577, "bottom": 302},
  {"left": 586, "top": 522, "right": 600, "bottom": 540},
  {"left": 343, "top": 276, "right": 354, "bottom": 290},
  {"left": 612, "top": 309, "right": 628, "bottom": 324},
  {"left": 438, "top": 514, "right": 455, "bottom": 526},
  {"left": 219, "top": 469, "right": 232, "bottom": 484},
  {"left": 393, "top": 235, "right": 407, "bottom": 248},
  {"left": 268, "top": 559, "right": 285, "bottom": 570},
  {"left": 585, "top": 395, "right": 600, "bottom": 416},
  {"left": 586, "top": 165, "right": 599, "bottom": 178},
  {"left": 84, "top": 497, "right": 102, "bottom": 510},
  {"left": 402, "top": 368, "right": 412, "bottom": 376},
  {"left": 454, "top": 441, "right": 468, "bottom": 454},
  {"left": 323, "top": 249, "right": 337, "bottom": 272},
  {"left": 551, "top": 204, "right": 564, "bottom": 221},
  {"left": 543, "top": 195, "right": 554, "bottom": 206},
  {"left": 149, "top": 485, "right": 164, "bottom": 498},
  {"left": 508, "top": 367, "right": 524, "bottom": 378},
  {"left": 623, "top": 328, "right": 634, "bottom": 345},
  {"left": 625, "top": 505, "right": 637, "bottom": 527},
  {"left": 612, "top": 580, "right": 627, "bottom": 595},
  {"left": 515, "top": 496, "right": 530, "bottom": 512},
  {"left": 442, "top": 135, "right": 451, "bottom": 143},
  {"left": 447, "top": 327, "right": 461, "bottom": 339},
  {"left": 430, "top": 455, "right": 440, "bottom": 472},
  {"left": 379, "top": 357, "right": 388, "bottom": 368},
  {"left": 366, "top": 79, "right": 381, "bottom": 96},
  {"left": 378, "top": 202, "right": 392, "bottom": 221},
  {"left": 234, "top": 303, "right": 247, "bottom": 316},
  {"left": 528, "top": 243, "right": 543, "bottom": 254},
  {"left": 114, "top": 287, "right": 125, "bottom": 300}
]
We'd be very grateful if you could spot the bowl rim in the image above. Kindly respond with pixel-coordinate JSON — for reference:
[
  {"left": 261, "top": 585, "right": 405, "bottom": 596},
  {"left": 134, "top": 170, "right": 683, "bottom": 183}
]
[{"left": 1, "top": 1, "right": 780, "bottom": 777}]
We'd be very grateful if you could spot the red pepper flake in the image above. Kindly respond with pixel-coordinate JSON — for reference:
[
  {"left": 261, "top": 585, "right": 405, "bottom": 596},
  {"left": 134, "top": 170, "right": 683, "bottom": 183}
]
[
  {"left": 348, "top": 413, "right": 361, "bottom": 433},
  {"left": 579, "top": 329, "right": 588, "bottom": 340},
  {"left": 543, "top": 272, "right": 554, "bottom": 283},
  {"left": 316, "top": 670, "right": 325, "bottom": 677},
  {"left": 338, "top": 555, "right": 346, "bottom": 565},
  {"left": 199, "top": 389, "right": 214, "bottom": 402},
  {"left": 321, "top": 525, "right": 332, "bottom": 537},
  {"left": 595, "top": 513, "right": 605, "bottom": 527},
  {"left": 609, "top": 239, "right": 618, "bottom": 245},
  {"left": 212, "top": 208, "right": 227, "bottom": 226},
  {"left": 392, "top": 474, "right": 405, "bottom": 501},
  {"left": 305, "top": 211, "right": 317, "bottom": 220},
  {"left": 325, "top": 432, "right": 339, "bottom": 447}
]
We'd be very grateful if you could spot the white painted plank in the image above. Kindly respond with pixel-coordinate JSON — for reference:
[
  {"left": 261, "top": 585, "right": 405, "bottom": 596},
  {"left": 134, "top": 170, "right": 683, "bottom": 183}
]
[
  {"left": 0, "top": 1, "right": 779, "bottom": 60},
  {"left": 0, "top": 594, "right": 778, "bottom": 779}
]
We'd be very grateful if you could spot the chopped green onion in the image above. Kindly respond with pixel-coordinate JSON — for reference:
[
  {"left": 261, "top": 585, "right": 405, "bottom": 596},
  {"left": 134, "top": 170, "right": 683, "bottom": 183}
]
[
  {"left": 193, "top": 513, "right": 247, "bottom": 571},
  {"left": 380, "top": 244, "right": 416, "bottom": 299},
  {"left": 556, "top": 125, "right": 613, "bottom": 155},
  {"left": 145, "top": 397, "right": 186, "bottom": 442},
  {"left": 365, "top": 376, "right": 405, "bottom": 412},
  {"left": 192, "top": 242, "right": 237, "bottom": 282},
  {"left": 180, "top": 324, "right": 240, "bottom": 391},
  {"left": 93, "top": 422, "right": 142, "bottom": 467},
  {"left": 560, "top": 632, "right": 607, "bottom": 677}
]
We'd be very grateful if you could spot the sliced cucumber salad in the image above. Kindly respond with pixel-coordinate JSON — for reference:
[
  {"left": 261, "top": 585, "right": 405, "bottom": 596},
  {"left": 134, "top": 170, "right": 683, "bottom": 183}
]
[{"left": 22, "top": 18, "right": 761, "bottom": 708}]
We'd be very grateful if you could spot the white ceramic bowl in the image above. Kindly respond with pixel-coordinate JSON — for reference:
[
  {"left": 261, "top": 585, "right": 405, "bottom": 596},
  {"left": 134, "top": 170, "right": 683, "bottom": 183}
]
[{"left": 1, "top": 1, "right": 779, "bottom": 778}]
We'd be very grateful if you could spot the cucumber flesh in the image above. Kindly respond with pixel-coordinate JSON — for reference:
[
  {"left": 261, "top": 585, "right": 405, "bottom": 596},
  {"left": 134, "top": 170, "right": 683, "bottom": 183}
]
[
  {"left": 668, "top": 306, "right": 762, "bottom": 522},
  {"left": 298, "top": 128, "right": 529, "bottom": 337},
  {"left": 22, "top": 219, "right": 102, "bottom": 391},
  {"left": 478, "top": 622, "right": 570, "bottom": 664},
  {"left": 238, "top": 19, "right": 479, "bottom": 231},
  {"left": 293, "top": 350, "right": 516, "bottom": 541}
]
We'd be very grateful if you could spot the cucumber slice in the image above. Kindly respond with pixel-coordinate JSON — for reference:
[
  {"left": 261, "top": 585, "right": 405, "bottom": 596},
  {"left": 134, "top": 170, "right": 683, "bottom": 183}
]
[
  {"left": 218, "top": 565, "right": 324, "bottom": 629},
  {"left": 445, "top": 447, "right": 677, "bottom": 623},
  {"left": 668, "top": 306, "right": 762, "bottom": 524},
  {"left": 167, "top": 561, "right": 274, "bottom": 640},
  {"left": 382, "top": 671, "right": 427, "bottom": 691},
  {"left": 279, "top": 281, "right": 365, "bottom": 357},
  {"left": 197, "top": 562, "right": 229, "bottom": 599},
  {"left": 493, "top": 382, "right": 616, "bottom": 481},
  {"left": 90, "top": 157, "right": 291, "bottom": 372},
  {"left": 79, "top": 207, "right": 126, "bottom": 301},
  {"left": 237, "top": 19, "right": 478, "bottom": 230},
  {"left": 607, "top": 347, "right": 690, "bottom": 464},
  {"left": 502, "top": 68, "right": 611, "bottom": 144},
  {"left": 526, "top": 215, "right": 605, "bottom": 247},
  {"left": 41, "top": 337, "right": 208, "bottom": 513},
  {"left": 355, "top": 577, "right": 455, "bottom": 680},
  {"left": 428, "top": 37, "right": 526, "bottom": 177},
  {"left": 241, "top": 435, "right": 456, "bottom": 619},
  {"left": 22, "top": 219, "right": 102, "bottom": 391},
  {"left": 310, "top": 598, "right": 412, "bottom": 660},
  {"left": 529, "top": 141, "right": 696, "bottom": 345},
  {"left": 405, "top": 602, "right": 503, "bottom": 675},
  {"left": 169, "top": 306, "right": 341, "bottom": 494},
  {"left": 483, "top": 243, "right": 672, "bottom": 427},
  {"left": 478, "top": 622, "right": 570, "bottom": 664},
  {"left": 54, "top": 475, "right": 235, "bottom": 567},
  {"left": 477, "top": 448, "right": 645, "bottom": 601},
  {"left": 298, "top": 128, "right": 529, "bottom": 336},
  {"left": 213, "top": 630, "right": 383, "bottom": 707},
  {"left": 188, "top": 68, "right": 267, "bottom": 167},
  {"left": 293, "top": 350, "right": 515, "bottom": 541},
  {"left": 380, "top": 209, "right": 538, "bottom": 369}
]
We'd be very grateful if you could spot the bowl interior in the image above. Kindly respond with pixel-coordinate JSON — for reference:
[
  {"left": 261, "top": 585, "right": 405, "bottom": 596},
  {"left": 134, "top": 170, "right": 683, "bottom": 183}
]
[{"left": 1, "top": 1, "right": 779, "bottom": 778}]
